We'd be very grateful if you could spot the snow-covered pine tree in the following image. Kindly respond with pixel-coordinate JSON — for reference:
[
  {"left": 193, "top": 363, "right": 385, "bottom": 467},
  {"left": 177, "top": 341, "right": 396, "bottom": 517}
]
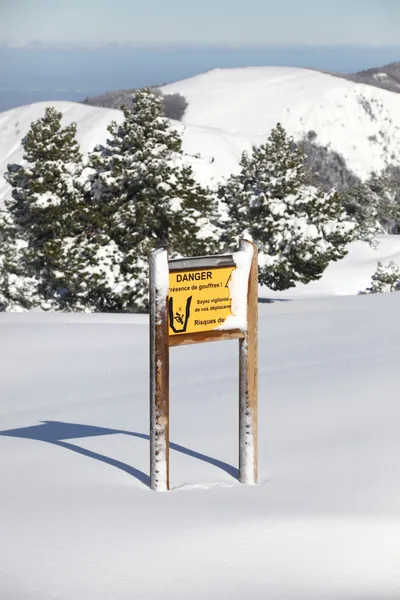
[
  {"left": 219, "top": 123, "right": 356, "bottom": 291},
  {"left": 299, "top": 134, "right": 361, "bottom": 193},
  {"left": 3, "top": 106, "right": 91, "bottom": 310},
  {"left": 340, "top": 182, "right": 382, "bottom": 247},
  {"left": 363, "top": 261, "right": 400, "bottom": 294},
  {"left": 89, "top": 88, "right": 218, "bottom": 311},
  {"left": 0, "top": 209, "right": 38, "bottom": 311},
  {"left": 383, "top": 165, "right": 400, "bottom": 205},
  {"left": 368, "top": 170, "right": 400, "bottom": 234}
]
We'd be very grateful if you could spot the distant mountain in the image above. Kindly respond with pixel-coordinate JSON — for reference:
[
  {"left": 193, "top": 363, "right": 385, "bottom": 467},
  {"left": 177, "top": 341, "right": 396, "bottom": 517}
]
[
  {"left": 2, "top": 67, "right": 400, "bottom": 207},
  {"left": 81, "top": 61, "right": 400, "bottom": 117},
  {"left": 345, "top": 62, "right": 400, "bottom": 94},
  {"left": 161, "top": 67, "right": 400, "bottom": 180},
  {"left": 82, "top": 88, "right": 188, "bottom": 121}
]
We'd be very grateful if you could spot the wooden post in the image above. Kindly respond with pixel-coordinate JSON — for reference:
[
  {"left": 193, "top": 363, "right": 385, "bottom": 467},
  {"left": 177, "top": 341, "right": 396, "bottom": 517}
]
[
  {"left": 149, "top": 248, "right": 170, "bottom": 491},
  {"left": 238, "top": 240, "right": 258, "bottom": 484}
]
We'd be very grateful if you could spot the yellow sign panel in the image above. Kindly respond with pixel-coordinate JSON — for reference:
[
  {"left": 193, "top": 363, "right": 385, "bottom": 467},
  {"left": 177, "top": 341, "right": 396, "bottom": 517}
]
[{"left": 168, "top": 266, "right": 235, "bottom": 335}]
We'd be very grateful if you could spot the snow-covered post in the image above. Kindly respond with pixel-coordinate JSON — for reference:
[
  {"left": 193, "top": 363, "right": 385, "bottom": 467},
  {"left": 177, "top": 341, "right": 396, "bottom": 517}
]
[
  {"left": 238, "top": 239, "right": 258, "bottom": 485},
  {"left": 149, "top": 247, "right": 170, "bottom": 491}
]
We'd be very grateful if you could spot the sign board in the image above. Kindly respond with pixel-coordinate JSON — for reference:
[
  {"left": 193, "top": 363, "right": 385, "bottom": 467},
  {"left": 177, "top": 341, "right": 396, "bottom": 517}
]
[
  {"left": 168, "top": 264, "right": 235, "bottom": 335},
  {"left": 149, "top": 241, "right": 258, "bottom": 492}
]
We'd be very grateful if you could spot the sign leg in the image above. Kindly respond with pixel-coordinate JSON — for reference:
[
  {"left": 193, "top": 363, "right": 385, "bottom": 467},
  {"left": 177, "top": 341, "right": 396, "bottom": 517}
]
[
  {"left": 149, "top": 248, "right": 170, "bottom": 491},
  {"left": 239, "top": 241, "right": 258, "bottom": 484}
]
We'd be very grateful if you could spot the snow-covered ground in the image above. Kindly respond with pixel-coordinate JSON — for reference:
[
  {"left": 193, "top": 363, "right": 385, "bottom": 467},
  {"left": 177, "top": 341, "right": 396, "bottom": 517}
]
[
  {"left": 262, "top": 234, "right": 400, "bottom": 299},
  {"left": 1, "top": 291, "right": 400, "bottom": 599}
]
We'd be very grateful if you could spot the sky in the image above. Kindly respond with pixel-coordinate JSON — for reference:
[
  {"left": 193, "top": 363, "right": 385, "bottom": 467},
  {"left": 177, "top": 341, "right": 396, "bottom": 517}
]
[{"left": 0, "top": 0, "right": 399, "bottom": 46}]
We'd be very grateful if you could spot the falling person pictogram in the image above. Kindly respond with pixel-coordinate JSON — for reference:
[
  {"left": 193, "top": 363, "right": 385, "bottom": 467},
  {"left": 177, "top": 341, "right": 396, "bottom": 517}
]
[{"left": 169, "top": 296, "right": 192, "bottom": 334}]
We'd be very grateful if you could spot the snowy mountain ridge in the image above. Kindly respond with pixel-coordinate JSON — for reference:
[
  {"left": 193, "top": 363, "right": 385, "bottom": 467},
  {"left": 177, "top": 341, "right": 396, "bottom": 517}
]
[
  {"left": 161, "top": 67, "right": 400, "bottom": 180},
  {"left": 350, "top": 61, "right": 400, "bottom": 93},
  {"left": 1, "top": 66, "right": 400, "bottom": 208}
]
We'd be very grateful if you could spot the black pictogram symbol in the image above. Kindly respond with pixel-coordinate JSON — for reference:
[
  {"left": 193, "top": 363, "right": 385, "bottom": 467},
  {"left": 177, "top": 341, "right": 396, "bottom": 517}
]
[
  {"left": 175, "top": 311, "right": 185, "bottom": 326},
  {"left": 169, "top": 296, "right": 192, "bottom": 334},
  {"left": 225, "top": 272, "right": 232, "bottom": 287}
]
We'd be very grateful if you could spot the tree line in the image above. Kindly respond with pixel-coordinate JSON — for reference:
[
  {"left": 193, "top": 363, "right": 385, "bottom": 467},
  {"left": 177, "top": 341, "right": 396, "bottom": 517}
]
[{"left": 0, "top": 87, "right": 395, "bottom": 312}]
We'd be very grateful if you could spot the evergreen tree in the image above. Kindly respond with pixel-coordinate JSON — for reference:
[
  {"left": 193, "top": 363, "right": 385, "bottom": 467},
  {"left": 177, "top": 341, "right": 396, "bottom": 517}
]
[
  {"left": 3, "top": 106, "right": 90, "bottom": 309},
  {"left": 384, "top": 165, "right": 400, "bottom": 205},
  {"left": 363, "top": 261, "right": 400, "bottom": 294},
  {"left": 340, "top": 183, "right": 382, "bottom": 247},
  {"left": 219, "top": 123, "right": 355, "bottom": 290},
  {"left": 0, "top": 209, "right": 38, "bottom": 311},
  {"left": 368, "top": 170, "right": 400, "bottom": 234},
  {"left": 299, "top": 135, "right": 361, "bottom": 192},
  {"left": 339, "top": 167, "right": 400, "bottom": 242},
  {"left": 89, "top": 88, "right": 218, "bottom": 311}
]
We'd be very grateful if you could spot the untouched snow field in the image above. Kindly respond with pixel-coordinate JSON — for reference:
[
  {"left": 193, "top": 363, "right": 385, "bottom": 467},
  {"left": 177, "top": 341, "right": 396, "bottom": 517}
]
[{"left": 1, "top": 292, "right": 400, "bottom": 599}]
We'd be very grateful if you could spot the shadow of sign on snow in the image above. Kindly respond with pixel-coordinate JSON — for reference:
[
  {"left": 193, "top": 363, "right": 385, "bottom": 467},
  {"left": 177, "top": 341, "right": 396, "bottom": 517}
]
[{"left": 0, "top": 421, "right": 238, "bottom": 487}]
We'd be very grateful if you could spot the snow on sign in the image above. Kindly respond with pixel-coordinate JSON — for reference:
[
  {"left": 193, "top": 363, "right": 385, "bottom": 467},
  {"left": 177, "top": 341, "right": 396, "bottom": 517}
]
[
  {"left": 168, "top": 262, "right": 235, "bottom": 335},
  {"left": 149, "top": 240, "right": 259, "bottom": 492}
]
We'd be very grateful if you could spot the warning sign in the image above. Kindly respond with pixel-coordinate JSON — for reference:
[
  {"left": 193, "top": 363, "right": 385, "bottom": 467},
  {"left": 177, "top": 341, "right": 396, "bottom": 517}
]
[{"left": 168, "top": 266, "right": 235, "bottom": 335}]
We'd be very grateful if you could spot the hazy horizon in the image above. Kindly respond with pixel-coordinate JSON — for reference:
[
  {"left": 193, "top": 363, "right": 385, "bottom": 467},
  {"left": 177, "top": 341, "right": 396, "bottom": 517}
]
[
  {"left": 1, "top": 0, "right": 399, "bottom": 110},
  {"left": 1, "top": 42, "right": 399, "bottom": 112}
]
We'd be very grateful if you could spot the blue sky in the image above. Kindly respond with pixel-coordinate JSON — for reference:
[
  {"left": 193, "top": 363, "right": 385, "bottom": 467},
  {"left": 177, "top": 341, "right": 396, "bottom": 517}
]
[{"left": 0, "top": 0, "right": 399, "bottom": 46}]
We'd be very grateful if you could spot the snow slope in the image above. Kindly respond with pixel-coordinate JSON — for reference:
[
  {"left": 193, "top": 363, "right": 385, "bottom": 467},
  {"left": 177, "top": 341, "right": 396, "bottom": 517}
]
[
  {"left": 162, "top": 66, "right": 400, "bottom": 180},
  {"left": 1, "top": 292, "right": 400, "bottom": 599},
  {"left": 261, "top": 233, "right": 400, "bottom": 298}
]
